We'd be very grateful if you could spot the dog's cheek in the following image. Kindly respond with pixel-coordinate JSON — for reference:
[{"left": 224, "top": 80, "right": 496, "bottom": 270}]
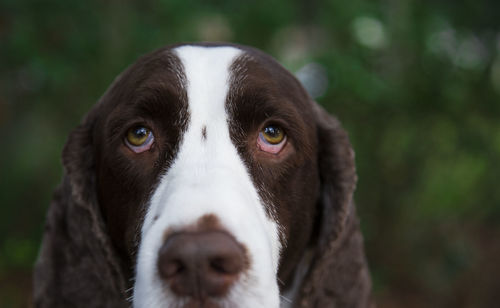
[
  {"left": 95, "top": 148, "right": 157, "bottom": 260},
  {"left": 275, "top": 159, "right": 320, "bottom": 287}
]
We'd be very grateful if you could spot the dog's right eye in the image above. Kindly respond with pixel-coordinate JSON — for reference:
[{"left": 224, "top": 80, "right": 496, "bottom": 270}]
[
  {"left": 257, "top": 124, "right": 287, "bottom": 154},
  {"left": 125, "top": 125, "right": 154, "bottom": 153}
]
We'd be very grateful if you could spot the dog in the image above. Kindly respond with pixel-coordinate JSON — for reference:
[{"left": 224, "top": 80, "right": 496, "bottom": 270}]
[{"left": 34, "top": 43, "right": 373, "bottom": 308}]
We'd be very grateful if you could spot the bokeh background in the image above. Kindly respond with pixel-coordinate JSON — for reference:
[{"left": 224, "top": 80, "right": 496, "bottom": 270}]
[{"left": 1, "top": 0, "right": 500, "bottom": 307}]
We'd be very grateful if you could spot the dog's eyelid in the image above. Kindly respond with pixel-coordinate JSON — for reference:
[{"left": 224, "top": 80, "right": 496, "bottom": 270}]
[
  {"left": 260, "top": 118, "right": 290, "bottom": 132},
  {"left": 108, "top": 114, "right": 151, "bottom": 134}
]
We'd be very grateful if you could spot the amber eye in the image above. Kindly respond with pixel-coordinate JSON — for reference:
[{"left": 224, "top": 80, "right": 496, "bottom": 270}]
[
  {"left": 126, "top": 126, "right": 151, "bottom": 146},
  {"left": 257, "top": 125, "right": 287, "bottom": 154},
  {"left": 124, "top": 125, "right": 154, "bottom": 153},
  {"left": 261, "top": 125, "right": 285, "bottom": 144}
]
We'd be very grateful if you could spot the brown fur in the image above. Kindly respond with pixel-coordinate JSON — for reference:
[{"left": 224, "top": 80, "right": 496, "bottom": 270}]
[{"left": 295, "top": 105, "right": 373, "bottom": 307}]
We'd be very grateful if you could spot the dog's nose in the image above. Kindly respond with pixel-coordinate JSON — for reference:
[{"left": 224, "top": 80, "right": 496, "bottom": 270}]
[{"left": 157, "top": 231, "right": 246, "bottom": 298}]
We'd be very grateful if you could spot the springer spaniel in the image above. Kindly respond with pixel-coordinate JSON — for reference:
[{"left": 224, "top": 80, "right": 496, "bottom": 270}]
[{"left": 34, "top": 43, "right": 373, "bottom": 308}]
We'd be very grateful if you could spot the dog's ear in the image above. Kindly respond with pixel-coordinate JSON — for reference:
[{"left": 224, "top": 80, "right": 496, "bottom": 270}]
[
  {"left": 295, "top": 103, "right": 373, "bottom": 308},
  {"left": 33, "top": 104, "right": 128, "bottom": 307}
]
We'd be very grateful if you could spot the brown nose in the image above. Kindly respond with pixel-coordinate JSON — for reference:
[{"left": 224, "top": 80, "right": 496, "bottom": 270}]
[{"left": 157, "top": 231, "right": 246, "bottom": 299}]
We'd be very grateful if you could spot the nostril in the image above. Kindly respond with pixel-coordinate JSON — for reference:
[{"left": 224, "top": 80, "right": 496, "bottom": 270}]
[
  {"left": 210, "top": 257, "right": 229, "bottom": 274},
  {"left": 209, "top": 255, "right": 244, "bottom": 275},
  {"left": 158, "top": 258, "right": 185, "bottom": 278}
]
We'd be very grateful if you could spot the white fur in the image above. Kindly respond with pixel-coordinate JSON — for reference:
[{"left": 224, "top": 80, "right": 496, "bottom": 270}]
[{"left": 133, "top": 46, "right": 281, "bottom": 308}]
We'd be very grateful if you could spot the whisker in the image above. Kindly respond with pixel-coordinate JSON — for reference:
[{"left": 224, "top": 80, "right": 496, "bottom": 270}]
[
  {"left": 277, "top": 277, "right": 286, "bottom": 286},
  {"left": 280, "top": 294, "right": 292, "bottom": 303}
]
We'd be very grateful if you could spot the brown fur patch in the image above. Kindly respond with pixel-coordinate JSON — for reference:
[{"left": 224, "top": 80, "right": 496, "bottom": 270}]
[{"left": 201, "top": 125, "right": 207, "bottom": 141}]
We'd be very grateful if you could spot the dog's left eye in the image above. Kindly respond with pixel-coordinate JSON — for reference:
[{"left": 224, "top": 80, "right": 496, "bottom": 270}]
[
  {"left": 257, "top": 125, "right": 287, "bottom": 154},
  {"left": 124, "top": 125, "right": 154, "bottom": 153}
]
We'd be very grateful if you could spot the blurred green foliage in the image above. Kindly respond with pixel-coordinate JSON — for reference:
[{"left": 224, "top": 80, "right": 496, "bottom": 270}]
[{"left": 1, "top": 0, "right": 499, "bottom": 307}]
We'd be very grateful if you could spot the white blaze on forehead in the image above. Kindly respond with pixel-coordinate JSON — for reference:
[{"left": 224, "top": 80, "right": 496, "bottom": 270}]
[{"left": 133, "top": 46, "right": 281, "bottom": 308}]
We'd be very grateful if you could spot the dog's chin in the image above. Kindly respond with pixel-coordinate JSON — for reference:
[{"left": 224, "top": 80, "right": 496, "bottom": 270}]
[{"left": 173, "top": 297, "right": 226, "bottom": 308}]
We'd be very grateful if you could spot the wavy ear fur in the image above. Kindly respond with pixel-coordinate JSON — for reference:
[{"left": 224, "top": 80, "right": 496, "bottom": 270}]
[
  {"left": 296, "top": 104, "right": 373, "bottom": 308},
  {"left": 33, "top": 105, "right": 128, "bottom": 307}
]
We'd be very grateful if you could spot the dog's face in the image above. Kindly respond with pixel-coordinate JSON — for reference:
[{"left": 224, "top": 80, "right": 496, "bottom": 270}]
[
  {"left": 93, "top": 44, "right": 321, "bottom": 307},
  {"left": 34, "top": 43, "right": 371, "bottom": 308}
]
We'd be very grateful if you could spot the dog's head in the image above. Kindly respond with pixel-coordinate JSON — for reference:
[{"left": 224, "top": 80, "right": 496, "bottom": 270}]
[{"left": 35, "top": 43, "right": 371, "bottom": 308}]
